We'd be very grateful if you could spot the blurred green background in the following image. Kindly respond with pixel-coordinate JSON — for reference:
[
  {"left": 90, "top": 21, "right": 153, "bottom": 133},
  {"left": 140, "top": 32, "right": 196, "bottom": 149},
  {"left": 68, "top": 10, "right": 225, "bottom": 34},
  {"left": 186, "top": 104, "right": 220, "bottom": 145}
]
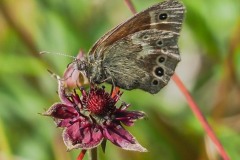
[{"left": 0, "top": 0, "right": 240, "bottom": 159}]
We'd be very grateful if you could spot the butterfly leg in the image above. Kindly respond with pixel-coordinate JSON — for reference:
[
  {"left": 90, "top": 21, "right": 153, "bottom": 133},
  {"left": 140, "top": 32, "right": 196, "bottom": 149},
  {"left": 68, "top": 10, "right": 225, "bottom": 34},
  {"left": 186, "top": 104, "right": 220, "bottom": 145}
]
[{"left": 102, "top": 68, "right": 117, "bottom": 88}]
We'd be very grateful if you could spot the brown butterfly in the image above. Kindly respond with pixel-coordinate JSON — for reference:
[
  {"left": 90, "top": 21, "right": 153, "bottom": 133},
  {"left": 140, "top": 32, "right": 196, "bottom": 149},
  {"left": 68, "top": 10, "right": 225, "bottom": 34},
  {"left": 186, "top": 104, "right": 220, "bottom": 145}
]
[{"left": 74, "top": 0, "right": 185, "bottom": 94}]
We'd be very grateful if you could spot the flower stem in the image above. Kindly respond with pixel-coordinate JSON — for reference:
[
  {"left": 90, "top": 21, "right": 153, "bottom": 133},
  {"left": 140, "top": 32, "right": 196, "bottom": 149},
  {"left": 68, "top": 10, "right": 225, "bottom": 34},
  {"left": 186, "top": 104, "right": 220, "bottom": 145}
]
[
  {"left": 124, "top": 0, "right": 137, "bottom": 14},
  {"left": 77, "top": 150, "right": 87, "bottom": 160},
  {"left": 172, "top": 74, "right": 230, "bottom": 160},
  {"left": 88, "top": 148, "right": 98, "bottom": 160}
]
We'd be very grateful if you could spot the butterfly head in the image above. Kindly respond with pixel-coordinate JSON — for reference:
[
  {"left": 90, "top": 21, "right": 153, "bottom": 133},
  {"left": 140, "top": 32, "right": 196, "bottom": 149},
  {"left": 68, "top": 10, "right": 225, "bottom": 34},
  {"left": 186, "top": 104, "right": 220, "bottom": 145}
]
[{"left": 75, "top": 59, "right": 88, "bottom": 71}]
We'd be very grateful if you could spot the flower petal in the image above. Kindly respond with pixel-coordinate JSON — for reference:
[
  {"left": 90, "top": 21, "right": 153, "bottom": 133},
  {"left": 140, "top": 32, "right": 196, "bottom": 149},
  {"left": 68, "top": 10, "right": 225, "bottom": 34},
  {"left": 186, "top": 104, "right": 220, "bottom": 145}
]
[
  {"left": 43, "top": 103, "right": 78, "bottom": 119},
  {"left": 63, "top": 121, "right": 103, "bottom": 150},
  {"left": 116, "top": 110, "right": 146, "bottom": 126},
  {"left": 103, "top": 123, "right": 147, "bottom": 152},
  {"left": 52, "top": 74, "right": 74, "bottom": 106}
]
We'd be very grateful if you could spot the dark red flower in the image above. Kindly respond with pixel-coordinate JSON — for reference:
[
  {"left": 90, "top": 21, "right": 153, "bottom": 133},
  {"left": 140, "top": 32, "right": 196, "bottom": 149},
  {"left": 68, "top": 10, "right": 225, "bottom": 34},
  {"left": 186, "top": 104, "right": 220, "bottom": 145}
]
[{"left": 43, "top": 75, "right": 147, "bottom": 152}]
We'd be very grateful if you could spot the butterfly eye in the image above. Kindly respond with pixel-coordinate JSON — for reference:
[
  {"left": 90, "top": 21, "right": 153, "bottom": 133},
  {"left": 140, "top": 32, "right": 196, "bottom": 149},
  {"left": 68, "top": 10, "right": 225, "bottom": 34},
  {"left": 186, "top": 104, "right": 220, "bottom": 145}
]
[
  {"left": 158, "top": 57, "right": 165, "bottom": 63},
  {"left": 155, "top": 67, "right": 164, "bottom": 77},
  {"left": 156, "top": 40, "right": 163, "bottom": 47},
  {"left": 159, "top": 13, "right": 168, "bottom": 20},
  {"left": 152, "top": 79, "right": 159, "bottom": 85}
]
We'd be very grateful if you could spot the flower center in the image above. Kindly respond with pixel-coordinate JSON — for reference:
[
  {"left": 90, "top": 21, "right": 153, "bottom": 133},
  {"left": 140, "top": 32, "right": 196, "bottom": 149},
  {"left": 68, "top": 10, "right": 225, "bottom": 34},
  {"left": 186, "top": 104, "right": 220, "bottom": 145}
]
[{"left": 86, "top": 87, "right": 115, "bottom": 116}]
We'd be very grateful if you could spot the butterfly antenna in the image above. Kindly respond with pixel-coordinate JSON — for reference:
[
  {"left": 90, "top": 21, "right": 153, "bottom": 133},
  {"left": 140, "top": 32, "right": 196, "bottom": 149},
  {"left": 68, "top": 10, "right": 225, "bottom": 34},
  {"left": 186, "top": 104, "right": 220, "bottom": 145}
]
[{"left": 40, "top": 51, "right": 76, "bottom": 60}]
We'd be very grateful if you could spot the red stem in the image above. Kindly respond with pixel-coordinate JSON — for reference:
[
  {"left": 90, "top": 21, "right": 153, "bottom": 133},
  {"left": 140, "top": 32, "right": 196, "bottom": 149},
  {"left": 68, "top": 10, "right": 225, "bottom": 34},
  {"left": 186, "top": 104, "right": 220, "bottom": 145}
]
[
  {"left": 124, "top": 0, "right": 137, "bottom": 14},
  {"left": 123, "top": 1, "right": 230, "bottom": 159},
  {"left": 172, "top": 74, "right": 230, "bottom": 160},
  {"left": 77, "top": 150, "right": 87, "bottom": 160}
]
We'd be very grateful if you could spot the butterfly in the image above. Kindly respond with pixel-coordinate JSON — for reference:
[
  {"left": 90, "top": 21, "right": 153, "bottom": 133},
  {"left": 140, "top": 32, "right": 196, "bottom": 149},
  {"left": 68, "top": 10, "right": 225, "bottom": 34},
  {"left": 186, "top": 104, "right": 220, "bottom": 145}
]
[{"left": 72, "top": 0, "right": 185, "bottom": 94}]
